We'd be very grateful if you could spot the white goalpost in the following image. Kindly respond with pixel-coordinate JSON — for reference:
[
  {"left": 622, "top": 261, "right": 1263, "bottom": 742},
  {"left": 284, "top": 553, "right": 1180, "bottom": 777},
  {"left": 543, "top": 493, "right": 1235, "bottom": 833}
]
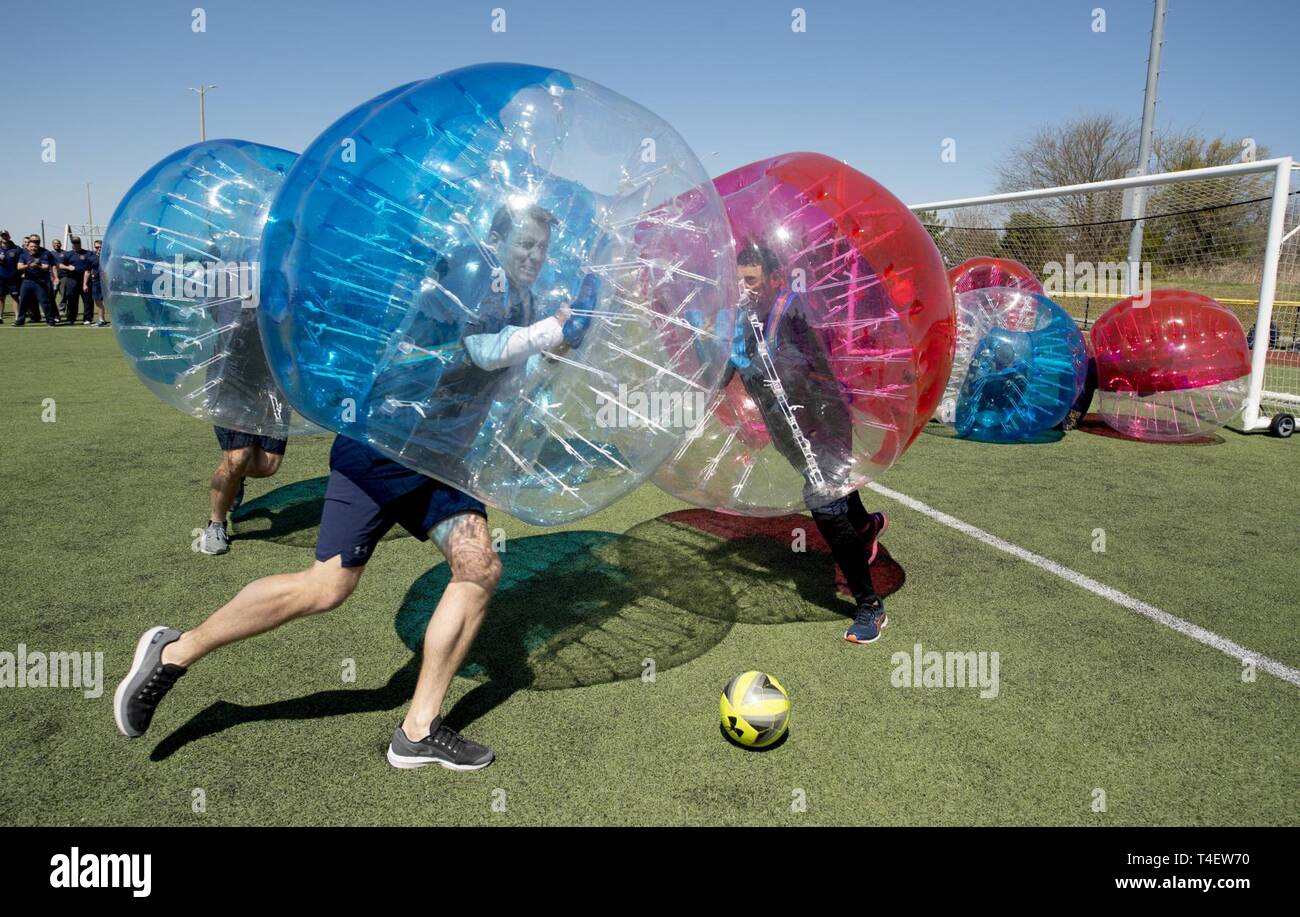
[{"left": 910, "top": 156, "right": 1299, "bottom": 436}]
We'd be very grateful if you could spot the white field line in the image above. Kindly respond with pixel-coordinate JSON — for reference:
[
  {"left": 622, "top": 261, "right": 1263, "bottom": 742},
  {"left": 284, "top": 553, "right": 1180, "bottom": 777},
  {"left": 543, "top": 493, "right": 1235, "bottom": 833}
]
[{"left": 867, "top": 481, "right": 1300, "bottom": 688}]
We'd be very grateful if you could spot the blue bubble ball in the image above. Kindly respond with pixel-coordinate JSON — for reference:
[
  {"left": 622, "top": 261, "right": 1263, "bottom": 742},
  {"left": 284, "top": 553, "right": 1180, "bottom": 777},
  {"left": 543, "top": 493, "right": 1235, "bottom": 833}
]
[
  {"left": 259, "top": 63, "right": 735, "bottom": 525},
  {"left": 953, "top": 288, "right": 1088, "bottom": 442},
  {"left": 102, "top": 139, "right": 316, "bottom": 436}
]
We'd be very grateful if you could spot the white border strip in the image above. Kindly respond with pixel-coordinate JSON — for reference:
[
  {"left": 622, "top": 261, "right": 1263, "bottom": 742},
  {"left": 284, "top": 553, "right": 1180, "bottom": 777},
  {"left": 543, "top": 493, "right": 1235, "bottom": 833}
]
[{"left": 867, "top": 482, "right": 1300, "bottom": 687}]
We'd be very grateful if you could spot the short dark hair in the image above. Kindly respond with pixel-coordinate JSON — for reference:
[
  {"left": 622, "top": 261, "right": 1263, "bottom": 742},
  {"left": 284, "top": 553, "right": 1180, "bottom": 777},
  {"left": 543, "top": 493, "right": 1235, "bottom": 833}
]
[
  {"left": 70, "top": 236, "right": 81, "bottom": 246},
  {"left": 737, "top": 240, "right": 781, "bottom": 277},
  {"left": 489, "top": 203, "right": 555, "bottom": 240}
]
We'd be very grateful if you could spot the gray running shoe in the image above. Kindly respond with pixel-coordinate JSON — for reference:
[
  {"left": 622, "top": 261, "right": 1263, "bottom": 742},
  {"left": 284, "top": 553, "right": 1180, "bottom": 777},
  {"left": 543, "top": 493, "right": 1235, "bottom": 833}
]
[
  {"left": 113, "top": 627, "right": 186, "bottom": 737},
  {"left": 198, "top": 520, "right": 230, "bottom": 555},
  {"left": 387, "top": 716, "right": 495, "bottom": 771}
]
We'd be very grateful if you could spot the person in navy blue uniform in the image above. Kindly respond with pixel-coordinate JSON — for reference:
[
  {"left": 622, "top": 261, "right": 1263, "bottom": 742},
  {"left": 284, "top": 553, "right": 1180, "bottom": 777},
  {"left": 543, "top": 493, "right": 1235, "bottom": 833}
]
[
  {"left": 56, "top": 236, "right": 93, "bottom": 325},
  {"left": 0, "top": 231, "right": 20, "bottom": 323},
  {"left": 87, "top": 239, "right": 107, "bottom": 325},
  {"left": 16, "top": 237, "right": 57, "bottom": 326},
  {"left": 13, "top": 237, "right": 37, "bottom": 322}
]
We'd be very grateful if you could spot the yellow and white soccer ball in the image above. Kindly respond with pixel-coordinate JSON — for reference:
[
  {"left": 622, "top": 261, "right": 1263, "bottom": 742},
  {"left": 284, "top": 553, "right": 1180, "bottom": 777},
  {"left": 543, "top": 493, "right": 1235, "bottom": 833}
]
[{"left": 720, "top": 671, "right": 790, "bottom": 748}]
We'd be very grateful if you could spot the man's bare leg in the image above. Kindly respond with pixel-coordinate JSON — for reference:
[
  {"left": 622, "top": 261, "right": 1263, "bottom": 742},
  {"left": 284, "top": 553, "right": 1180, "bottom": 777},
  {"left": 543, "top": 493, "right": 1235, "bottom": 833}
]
[
  {"left": 210, "top": 447, "right": 253, "bottom": 525},
  {"left": 210, "top": 447, "right": 283, "bottom": 525},
  {"left": 400, "top": 513, "right": 501, "bottom": 741},
  {"left": 162, "top": 556, "right": 363, "bottom": 668}
]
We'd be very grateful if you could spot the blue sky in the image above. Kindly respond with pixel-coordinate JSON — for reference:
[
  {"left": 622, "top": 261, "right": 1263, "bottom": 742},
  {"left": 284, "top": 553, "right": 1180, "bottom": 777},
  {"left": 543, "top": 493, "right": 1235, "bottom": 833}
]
[{"left": 4, "top": 0, "right": 1296, "bottom": 237}]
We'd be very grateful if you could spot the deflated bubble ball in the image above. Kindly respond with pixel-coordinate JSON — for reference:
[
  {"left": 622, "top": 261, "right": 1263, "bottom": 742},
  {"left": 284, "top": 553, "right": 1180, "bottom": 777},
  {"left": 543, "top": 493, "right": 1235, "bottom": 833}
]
[
  {"left": 952, "top": 289, "right": 1088, "bottom": 442},
  {"left": 259, "top": 64, "right": 735, "bottom": 525},
  {"left": 1091, "top": 290, "right": 1250, "bottom": 441},
  {"left": 102, "top": 139, "right": 313, "bottom": 437},
  {"left": 948, "top": 256, "right": 1043, "bottom": 296},
  {"left": 653, "top": 153, "right": 955, "bottom": 515}
]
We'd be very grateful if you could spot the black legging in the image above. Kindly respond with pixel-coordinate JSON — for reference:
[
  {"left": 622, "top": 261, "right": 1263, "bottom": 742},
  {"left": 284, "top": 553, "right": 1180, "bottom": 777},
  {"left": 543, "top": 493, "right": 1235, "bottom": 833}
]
[{"left": 810, "top": 490, "right": 878, "bottom": 606}]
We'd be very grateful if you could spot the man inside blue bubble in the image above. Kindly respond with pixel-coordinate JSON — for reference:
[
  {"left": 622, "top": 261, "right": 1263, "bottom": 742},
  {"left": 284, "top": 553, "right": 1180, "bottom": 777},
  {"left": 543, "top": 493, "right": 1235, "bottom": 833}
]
[
  {"left": 114, "top": 201, "right": 597, "bottom": 774},
  {"left": 368, "top": 202, "right": 596, "bottom": 465}
]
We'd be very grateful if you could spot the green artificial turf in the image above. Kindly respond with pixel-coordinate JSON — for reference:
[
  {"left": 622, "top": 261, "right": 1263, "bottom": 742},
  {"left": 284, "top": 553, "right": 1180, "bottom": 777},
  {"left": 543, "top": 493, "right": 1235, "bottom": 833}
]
[{"left": 2, "top": 326, "right": 1297, "bottom": 826}]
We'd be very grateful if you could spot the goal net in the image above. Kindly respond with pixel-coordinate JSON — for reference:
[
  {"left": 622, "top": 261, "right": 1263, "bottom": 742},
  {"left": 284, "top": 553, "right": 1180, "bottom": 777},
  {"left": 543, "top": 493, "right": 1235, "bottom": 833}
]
[{"left": 911, "top": 158, "right": 1299, "bottom": 431}]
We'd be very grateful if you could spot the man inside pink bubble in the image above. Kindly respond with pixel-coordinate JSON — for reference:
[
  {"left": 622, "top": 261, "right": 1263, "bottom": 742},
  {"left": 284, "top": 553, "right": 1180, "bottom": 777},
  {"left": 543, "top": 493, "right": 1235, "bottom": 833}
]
[{"left": 723, "top": 241, "right": 891, "bottom": 644}]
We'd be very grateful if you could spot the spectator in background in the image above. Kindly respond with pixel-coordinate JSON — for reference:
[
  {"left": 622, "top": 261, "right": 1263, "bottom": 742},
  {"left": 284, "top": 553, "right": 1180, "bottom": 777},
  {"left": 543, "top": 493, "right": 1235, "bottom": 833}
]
[
  {"left": 16, "top": 237, "right": 57, "bottom": 326},
  {"left": 0, "top": 231, "right": 19, "bottom": 323},
  {"left": 87, "top": 239, "right": 107, "bottom": 326},
  {"left": 16, "top": 236, "right": 39, "bottom": 322},
  {"left": 41, "top": 237, "right": 61, "bottom": 320},
  {"left": 58, "top": 236, "right": 93, "bottom": 325}
]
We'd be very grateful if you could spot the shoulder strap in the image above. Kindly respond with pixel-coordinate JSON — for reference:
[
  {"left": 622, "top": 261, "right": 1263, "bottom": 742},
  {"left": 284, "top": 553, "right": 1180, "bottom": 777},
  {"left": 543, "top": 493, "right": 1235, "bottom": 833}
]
[{"left": 764, "top": 290, "right": 795, "bottom": 351}]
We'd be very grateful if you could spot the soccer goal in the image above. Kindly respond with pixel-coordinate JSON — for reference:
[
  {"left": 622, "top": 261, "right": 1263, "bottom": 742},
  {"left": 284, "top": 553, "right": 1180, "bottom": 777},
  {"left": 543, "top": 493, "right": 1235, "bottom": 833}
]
[{"left": 910, "top": 157, "right": 1299, "bottom": 436}]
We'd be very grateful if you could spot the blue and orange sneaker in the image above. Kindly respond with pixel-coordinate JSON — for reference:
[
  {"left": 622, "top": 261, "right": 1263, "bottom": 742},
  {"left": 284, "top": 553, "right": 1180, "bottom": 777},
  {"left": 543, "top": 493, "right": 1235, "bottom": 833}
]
[{"left": 845, "top": 598, "right": 888, "bottom": 644}]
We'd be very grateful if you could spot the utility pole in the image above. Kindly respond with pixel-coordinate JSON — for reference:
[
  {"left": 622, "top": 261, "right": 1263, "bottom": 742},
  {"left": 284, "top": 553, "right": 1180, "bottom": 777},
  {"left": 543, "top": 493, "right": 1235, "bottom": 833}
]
[
  {"left": 1126, "top": 0, "right": 1167, "bottom": 295},
  {"left": 187, "top": 84, "right": 218, "bottom": 141},
  {"left": 86, "top": 182, "right": 94, "bottom": 237}
]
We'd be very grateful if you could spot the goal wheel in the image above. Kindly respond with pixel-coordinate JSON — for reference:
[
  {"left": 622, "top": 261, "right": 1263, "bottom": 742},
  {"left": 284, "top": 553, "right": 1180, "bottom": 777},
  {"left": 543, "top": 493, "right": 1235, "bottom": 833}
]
[{"left": 1269, "top": 413, "right": 1295, "bottom": 438}]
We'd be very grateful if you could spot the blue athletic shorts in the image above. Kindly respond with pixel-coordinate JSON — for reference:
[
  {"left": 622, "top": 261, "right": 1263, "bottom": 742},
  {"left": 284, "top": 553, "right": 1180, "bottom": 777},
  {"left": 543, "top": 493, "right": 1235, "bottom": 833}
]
[
  {"left": 214, "top": 426, "right": 288, "bottom": 455},
  {"left": 315, "top": 469, "right": 486, "bottom": 567}
]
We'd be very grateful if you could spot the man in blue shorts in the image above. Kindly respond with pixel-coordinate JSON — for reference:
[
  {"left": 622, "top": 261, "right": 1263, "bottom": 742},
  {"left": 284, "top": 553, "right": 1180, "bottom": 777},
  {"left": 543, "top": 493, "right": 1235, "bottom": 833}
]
[
  {"left": 200, "top": 295, "right": 295, "bottom": 555},
  {"left": 200, "top": 426, "right": 288, "bottom": 555},
  {"left": 115, "top": 202, "right": 593, "bottom": 771}
]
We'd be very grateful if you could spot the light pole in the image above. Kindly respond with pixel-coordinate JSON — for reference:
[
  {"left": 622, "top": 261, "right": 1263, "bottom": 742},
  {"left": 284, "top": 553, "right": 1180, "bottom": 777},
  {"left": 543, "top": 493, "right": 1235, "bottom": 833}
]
[
  {"left": 187, "top": 84, "right": 218, "bottom": 141},
  {"left": 1125, "top": 0, "right": 1167, "bottom": 294}
]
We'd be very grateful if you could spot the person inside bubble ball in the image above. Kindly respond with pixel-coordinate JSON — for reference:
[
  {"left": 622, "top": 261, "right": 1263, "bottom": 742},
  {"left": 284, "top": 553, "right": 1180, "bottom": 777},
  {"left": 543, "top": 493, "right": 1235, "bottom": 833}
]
[
  {"left": 369, "top": 202, "right": 598, "bottom": 466},
  {"left": 724, "top": 241, "right": 891, "bottom": 644},
  {"left": 113, "top": 202, "right": 597, "bottom": 772},
  {"left": 197, "top": 242, "right": 292, "bottom": 557}
]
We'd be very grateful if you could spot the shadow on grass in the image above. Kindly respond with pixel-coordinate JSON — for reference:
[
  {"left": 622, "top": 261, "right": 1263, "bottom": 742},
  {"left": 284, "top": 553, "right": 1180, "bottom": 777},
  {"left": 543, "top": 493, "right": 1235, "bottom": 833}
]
[
  {"left": 921, "top": 421, "right": 1065, "bottom": 444},
  {"left": 1074, "top": 413, "right": 1224, "bottom": 445},
  {"left": 148, "top": 657, "right": 421, "bottom": 761},
  {"left": 624, "top": 509, "right": 906, "bottom": 624},
  {"left": 151, "top": 509, "right": 907, "bottom": 758},
  {"left": 230, "top": 475, "right": 405, "bottom": 547}
]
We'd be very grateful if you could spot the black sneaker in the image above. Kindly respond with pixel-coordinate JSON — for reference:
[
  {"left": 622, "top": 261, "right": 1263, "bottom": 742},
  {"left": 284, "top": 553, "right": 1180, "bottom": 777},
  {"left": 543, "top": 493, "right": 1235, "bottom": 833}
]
[
  {"left": 387, "top": 716, "right": 494, "bottom": 770},
  {"left": 113, "top": 627, "right": 187, "bottom": 737}
]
